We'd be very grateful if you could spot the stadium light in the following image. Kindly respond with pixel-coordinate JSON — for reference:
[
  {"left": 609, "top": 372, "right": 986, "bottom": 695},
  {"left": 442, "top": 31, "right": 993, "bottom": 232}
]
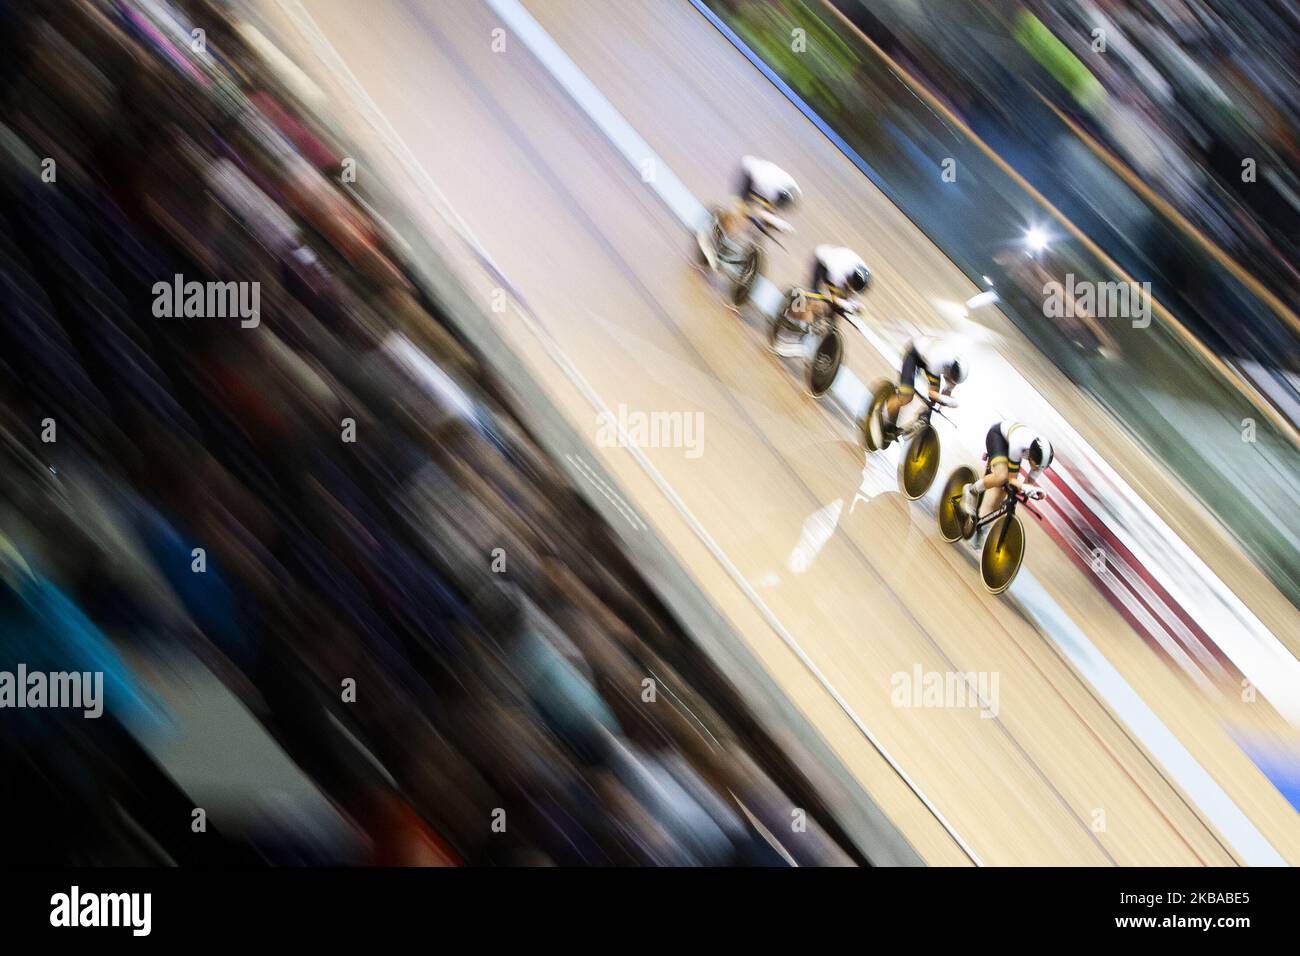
[{"left": 1024, "top": 226, "right": 1050, "bottom": 254}]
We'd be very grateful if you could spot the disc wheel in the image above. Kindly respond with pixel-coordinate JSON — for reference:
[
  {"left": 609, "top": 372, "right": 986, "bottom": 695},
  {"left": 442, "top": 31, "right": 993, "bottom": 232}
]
[
  {"left": 981, "top": 513, "right": 1025, "bottom": 594},
  {"left": 768, "top": 292, "right": 796, "bottom": 352},
  {"left": 862, "top": 380, "right": 896, "bottom": 451},
  {"left": 937, "top": 465, "right": 976, "bottom": 543},
  {"left": 899, "top": 424, "right": 941, "bottom": 500},
  {"left": 732, "top": 246, "right": 762, "bottom": 305},
  {"left": 807, "top": 326, "right": 843, "bottom": 398}
]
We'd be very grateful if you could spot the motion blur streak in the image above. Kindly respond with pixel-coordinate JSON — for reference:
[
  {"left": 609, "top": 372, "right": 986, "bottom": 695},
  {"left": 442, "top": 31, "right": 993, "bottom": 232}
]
[
  {"left": 0, "top": 0, "right": 858, "bottom": 867},
  {"left": 3, "top": 0, "right": 1299, "bottom": 869},
  {"left": 479, "top": 0, "right": 1283, "bottom": 865},
  {"left": 254, "top": 0, "right": 1300, "bottom": 864}
]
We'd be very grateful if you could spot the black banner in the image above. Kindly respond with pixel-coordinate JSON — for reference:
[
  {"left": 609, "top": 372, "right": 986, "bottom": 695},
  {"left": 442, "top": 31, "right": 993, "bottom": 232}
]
[{"left": 3, "top": 867, "right": 1282, "bottom": 942}]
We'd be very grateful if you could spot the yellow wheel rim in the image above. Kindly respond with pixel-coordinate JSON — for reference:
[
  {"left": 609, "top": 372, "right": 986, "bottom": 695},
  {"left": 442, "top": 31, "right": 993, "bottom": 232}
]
[
  {"left": 937, "top": 466, "right": 976, "bottom": 542},
  {"left": 900, "top": 425, "right": 940, "bottom": 500},
  {"left": 862, "top": 380, "right": 895, "bottom": 451},
  {"left": 981, "top": 514, "right": 1025, "bottom": 594}
]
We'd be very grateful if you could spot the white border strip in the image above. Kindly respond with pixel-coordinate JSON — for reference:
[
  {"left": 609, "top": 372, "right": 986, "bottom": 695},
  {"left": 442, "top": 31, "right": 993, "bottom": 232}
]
[
  {"left": 484, "top": 0, "right": 708, "bottom": 230},
  {"left": 1012, "top": 570, "right": 1285, "bottom": 865}
]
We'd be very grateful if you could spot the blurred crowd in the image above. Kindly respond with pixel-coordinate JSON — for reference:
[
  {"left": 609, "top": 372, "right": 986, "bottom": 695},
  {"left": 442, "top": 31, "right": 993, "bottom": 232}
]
[
  {"left": 0, "top": 0, "right": 854, "bottom": 866},
  {"left": 1017, "top": 0, "right": 1300, "bottom": 297},
  {"left": 838, "top": 0, "right": 1300, "bottom": 380}
]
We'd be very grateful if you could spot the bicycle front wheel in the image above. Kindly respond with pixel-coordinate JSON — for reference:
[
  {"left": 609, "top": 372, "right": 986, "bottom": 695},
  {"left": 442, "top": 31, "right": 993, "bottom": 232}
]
[{"left": 981, "top": 514, "right": 1025, "bottom": 594}]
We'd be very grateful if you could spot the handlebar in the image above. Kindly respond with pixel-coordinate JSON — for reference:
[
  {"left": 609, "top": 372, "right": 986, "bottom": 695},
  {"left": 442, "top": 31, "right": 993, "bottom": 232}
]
[
  {"left": 1019, "top": 494, "right": 1044, "bottom": 521},
  {"left": 915, "top": 390, "right": 957, "bottom": 426},
  {"left": 1011, "top": 485, "right": 1047, "bottom": 510},
  {"left": 750, "top": 212, "right": 793, "bottom": 250}
]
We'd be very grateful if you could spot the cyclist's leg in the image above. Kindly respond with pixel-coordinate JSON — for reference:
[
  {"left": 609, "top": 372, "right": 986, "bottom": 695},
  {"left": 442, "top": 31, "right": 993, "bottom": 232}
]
[
  {"left": 970, "top": 461, "right": 1007, "bottom": 547},
  {"left": 885, "top": 347, "right": 920, "bottom": 424},
  {"left": 978, "top": 462, "right": 1009, "bottom": 518},
  {"left": 963, "top": 424, "right": 1009, "bottom": 514},
  {"left": 716, "top": 199, "right": 748, "bottom": 247},
  {"left": 808, "top": 297, "right": 834, "bottom": 333},
  {"left": 773, "top": 292, "right": 817, "bottom": 352},
  {"left": 810, "top": 258, "right": 829, "bottom": 293}
]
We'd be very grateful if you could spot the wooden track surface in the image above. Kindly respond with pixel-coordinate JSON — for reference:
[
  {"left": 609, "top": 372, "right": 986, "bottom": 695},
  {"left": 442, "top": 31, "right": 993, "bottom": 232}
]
[{"left": 254, "top": 0, "right": 1300, "bottom": 864}]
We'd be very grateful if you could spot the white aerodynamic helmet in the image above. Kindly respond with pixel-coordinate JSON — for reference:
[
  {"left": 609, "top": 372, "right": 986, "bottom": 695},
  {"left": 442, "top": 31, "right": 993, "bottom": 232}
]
[{"left": 1029, "top": 436, "right": 1054, "bottom": 470}]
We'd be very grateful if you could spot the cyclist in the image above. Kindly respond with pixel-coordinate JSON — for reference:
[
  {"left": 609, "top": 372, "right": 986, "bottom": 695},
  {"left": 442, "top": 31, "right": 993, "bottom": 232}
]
[
  {"left": 698, "top": 156, "right": 800, "bottom": 271},
  {"left": 772, "top": 244, "right": 870, "bottom": 354},
  {"left": 960, "top": 421, "right": 1052, "bottom": 533},
  {"left": 878, "top": 335, "right": 967, "bottom": 437}
]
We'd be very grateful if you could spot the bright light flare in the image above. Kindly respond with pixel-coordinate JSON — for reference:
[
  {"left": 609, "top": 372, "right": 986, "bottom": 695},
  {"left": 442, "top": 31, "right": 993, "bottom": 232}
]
[{"left": 1024, "top": 226, "right": 1050, "bottom": 254}]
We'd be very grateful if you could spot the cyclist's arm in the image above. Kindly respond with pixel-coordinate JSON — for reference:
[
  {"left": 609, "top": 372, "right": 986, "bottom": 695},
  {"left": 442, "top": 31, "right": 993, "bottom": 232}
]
[
  {"left": 927, "top": 374, "right": 955, "bottom": 405},
  {"left": 749, "top": 208, "right": 793, "bottom": 236},
  {"left": 828, "top": 292, "right": 858, "bottom": 314},
  {"left": 1012, "top": 469, "right": 1047, "bottom": 497}
]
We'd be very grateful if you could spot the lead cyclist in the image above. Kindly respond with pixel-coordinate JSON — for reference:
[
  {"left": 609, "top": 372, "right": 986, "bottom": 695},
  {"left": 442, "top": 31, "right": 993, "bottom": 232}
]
[{"left": 697, "top": 155, "right": 800, "bottom": 271}]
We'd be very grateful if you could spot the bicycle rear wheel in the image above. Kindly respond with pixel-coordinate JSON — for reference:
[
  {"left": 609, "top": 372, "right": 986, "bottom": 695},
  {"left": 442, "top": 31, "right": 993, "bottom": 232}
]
[
  {"left": 731, "top": 246, "right": 762, "bottom": 305},
  {"left": 697, "top": 207, "right": 724, "bottom": 268},
  {"left": 937, "top": 466, "right": 976, "bottom": 542},
  {"left": 807, "top": 326, "right": 843, "bottom": 398},
  {"left": 862, "top": 380, "right": 896, "bottom": 451}
]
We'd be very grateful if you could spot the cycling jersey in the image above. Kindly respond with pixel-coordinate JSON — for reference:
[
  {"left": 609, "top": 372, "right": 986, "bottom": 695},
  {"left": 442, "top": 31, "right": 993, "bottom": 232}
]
[
  {"left": 986, "top": 421, "right": 1042, "bottom": 474},
  {"left": 811, "top": 244, "right": 867, "bottom": 293},
  {"left": 739, "top": 156, "right": 797, "bottom": 208},
  {"left": 900, "top": 336, "right": 960, "bottom": 394}
]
